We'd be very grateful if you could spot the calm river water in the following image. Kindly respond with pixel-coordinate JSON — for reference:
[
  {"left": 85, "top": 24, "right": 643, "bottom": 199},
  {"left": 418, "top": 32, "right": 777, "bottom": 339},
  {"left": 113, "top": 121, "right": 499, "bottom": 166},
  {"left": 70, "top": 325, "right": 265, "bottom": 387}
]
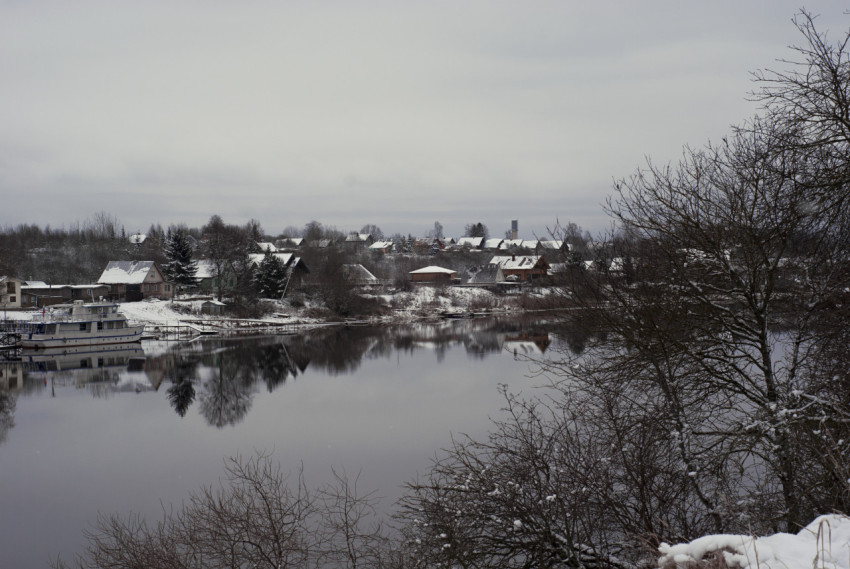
[{"left": 0, "top": 317, "right": 583, "bottom": 568}]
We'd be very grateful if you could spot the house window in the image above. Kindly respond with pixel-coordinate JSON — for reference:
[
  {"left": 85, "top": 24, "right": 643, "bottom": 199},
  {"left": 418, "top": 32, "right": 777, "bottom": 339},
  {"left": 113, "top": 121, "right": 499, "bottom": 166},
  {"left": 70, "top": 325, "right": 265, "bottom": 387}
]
[
  {"left": 79, "top": 323, "right": 87, "bottom": 331},
  {"left": 165, "top": 284, "right": 171, "bottom": 292},
  {"left": 6, "top": 282, "right": 14, "bottom": 293},
  {"left": 9, "top": 296, "right": 15, "bottom": 303}
]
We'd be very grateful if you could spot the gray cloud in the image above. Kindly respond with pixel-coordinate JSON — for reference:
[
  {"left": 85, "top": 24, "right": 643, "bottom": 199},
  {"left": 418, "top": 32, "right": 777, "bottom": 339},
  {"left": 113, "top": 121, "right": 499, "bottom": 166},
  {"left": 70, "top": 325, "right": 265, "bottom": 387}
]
[{"left": 1, "top": 1, "right": 846, "bottom": 238}]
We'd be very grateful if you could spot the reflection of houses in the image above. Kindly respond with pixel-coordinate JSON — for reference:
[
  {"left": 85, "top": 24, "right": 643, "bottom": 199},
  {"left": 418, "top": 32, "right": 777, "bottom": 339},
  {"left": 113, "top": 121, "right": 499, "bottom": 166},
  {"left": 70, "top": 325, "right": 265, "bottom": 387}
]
[
  {"left": 503, "top": 332, "right": 551, "bottom": 356},
  {"left": 410, "top": 266, "right": 457, "bottom": 284},
  {"left": 0, "top": 360, "right": 23, "bottom": 391},
  {"left": 0, "top": 275, "right": 22, "bottom": 310},
  {"left": 20, "top": 282, "right": 110, "bottom": 308},
  {"left": 98, "top": 261, "right": 173, "bottom": 301},
  {"left": 489, "top": 255, "right": 549, "bottom": 281}
]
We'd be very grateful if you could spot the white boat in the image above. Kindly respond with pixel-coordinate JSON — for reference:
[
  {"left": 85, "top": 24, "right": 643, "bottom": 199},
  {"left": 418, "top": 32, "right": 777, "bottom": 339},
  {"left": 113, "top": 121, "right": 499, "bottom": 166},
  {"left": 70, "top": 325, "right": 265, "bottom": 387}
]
[{"left": 20, "top": 300, "right": 144, "bottom": 349}]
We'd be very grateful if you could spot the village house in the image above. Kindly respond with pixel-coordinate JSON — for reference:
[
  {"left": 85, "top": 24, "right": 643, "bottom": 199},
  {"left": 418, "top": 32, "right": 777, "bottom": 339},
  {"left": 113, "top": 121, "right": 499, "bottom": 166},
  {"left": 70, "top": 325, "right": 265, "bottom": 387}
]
[
  {"left": 489, "top": 255, "right": 550, "bottom": 282},
  {"left": 194, "top": 259, "right": 237, "bottom": 295},
  {"left": 368, "top": 241, "right": 395, "bottom": 254},
  {"left": 456, "top": 236, "right": 484, "bottom": 249},
  {"left": 0, "top": 276, "right": 22, "bottom": 310},
  {"left": 344, "top": 233, "right": 374, "bottom": 251},
  {"left": 246, "top": 252, "right": 310, "bottom": 285},
  {"left": 97, "top": 261, "right": 173, "bottom": 301},
  {"left": 410, "top": 266, "right": 457, "bottom": 284}
]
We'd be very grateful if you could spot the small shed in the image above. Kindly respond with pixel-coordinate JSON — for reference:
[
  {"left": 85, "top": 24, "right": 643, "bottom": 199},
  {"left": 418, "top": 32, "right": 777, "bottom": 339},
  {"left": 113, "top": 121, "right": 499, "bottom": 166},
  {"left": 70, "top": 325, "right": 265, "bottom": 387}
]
[
  {"left": 410, "top": 266, "right": 457, "bottom": 284},
  {"left": 201, "top": 300, "right": 226, "bottom": 315}
]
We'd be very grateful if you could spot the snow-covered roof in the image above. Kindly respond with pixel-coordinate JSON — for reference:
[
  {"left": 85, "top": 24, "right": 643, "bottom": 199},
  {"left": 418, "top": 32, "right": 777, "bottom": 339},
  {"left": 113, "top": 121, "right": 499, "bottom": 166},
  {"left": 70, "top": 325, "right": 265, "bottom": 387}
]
[
  {"left": 276, "top": 237, "right": 303, "bottom": 248},
  {"left": 489, "top": 255, "right": 543, "bottom": 270},
  {"left": 128, "top": 233, "right": 147, "bottom": 244},
  {"left": 539, "top": 240, "right": 566, "bottom": 250},
  {"left": 484, "top": 238, "right": 504, "bottom": 249},
  {"left": 256, "top": 242, "right": 277, "bottom": 252},
  {"left": 457, "top": 237, "right": 484, "bottom": 248},
  {"left": 410, "top": 266, "right": 456, "bottom": 275},
  {"left": 369, "top": 241, "right": 394, "bottom": 250},
  {"left": 194, "top": 260, "right": 217, "bottom": 279},
  {"left": 98, "top": 261, "right": 156, "bottom": 284},
  {"left": 345, "top": 233, "right": 371, "bottom": 242},
  {"left": 247, "top": 252, "right": 294, "bottom": 267},
  {"left": 499, "top": 239, "right": 524, "bottom": 249}
]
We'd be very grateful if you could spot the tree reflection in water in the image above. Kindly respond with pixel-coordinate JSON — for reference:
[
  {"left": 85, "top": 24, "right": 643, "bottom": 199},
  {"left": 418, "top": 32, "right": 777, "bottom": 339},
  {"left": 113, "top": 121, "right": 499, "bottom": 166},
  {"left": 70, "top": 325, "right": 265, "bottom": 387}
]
[
  {"left": 164, "top": 317, "right": 579, "bottom": 427},
  {"left": 0, "top": 389, "right": 15, "bottom": 445},
  {"left": 4, "top": 317, "right": 593, "bottom": 436}
]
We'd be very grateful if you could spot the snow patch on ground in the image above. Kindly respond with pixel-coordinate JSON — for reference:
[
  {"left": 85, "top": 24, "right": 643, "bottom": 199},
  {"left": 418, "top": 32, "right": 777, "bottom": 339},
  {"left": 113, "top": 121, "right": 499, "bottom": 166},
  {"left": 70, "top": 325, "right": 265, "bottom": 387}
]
[{"left": 658, "top": 514, "right": 850, "bottom": 569}]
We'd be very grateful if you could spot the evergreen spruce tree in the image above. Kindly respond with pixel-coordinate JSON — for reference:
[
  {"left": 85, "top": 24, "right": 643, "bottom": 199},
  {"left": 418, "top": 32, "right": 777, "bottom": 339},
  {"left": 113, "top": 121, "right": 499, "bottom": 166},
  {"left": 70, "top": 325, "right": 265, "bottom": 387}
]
[
  {"left": 162, "top": 228, "right": 198, "bottom": 291},
  {"left": 253, "top": 251, "right": 289, "bottom": 298}
]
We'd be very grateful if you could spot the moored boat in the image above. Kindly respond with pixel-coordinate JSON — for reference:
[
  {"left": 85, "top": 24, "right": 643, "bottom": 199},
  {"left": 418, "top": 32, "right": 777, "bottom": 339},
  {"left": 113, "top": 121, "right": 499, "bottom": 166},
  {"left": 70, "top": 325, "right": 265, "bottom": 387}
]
[{"left": 20, "top": 300, "right": 144, "bottom": 349}]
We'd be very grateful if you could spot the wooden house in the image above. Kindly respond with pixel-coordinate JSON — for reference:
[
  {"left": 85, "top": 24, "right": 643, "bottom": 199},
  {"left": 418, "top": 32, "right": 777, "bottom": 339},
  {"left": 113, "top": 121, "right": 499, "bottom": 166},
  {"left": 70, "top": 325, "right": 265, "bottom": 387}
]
[
  {"left": 489, "top": 255, "right": 550, "bottom": 282},
  {"left": 97, "top": 261, "right": 173, "bottom": 301},
  {"left": 410, "top": 266, "right": 457, "bottom": 284},
  {"left": 0, "top": 276, "right": 22, "bottom": 310}
]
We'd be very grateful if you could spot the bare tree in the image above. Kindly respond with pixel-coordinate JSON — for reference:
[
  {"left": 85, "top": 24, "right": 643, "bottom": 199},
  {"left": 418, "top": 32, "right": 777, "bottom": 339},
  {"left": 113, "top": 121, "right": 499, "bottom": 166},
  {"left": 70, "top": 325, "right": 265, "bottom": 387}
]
[{"left": 53, "top": 452, "right": 396, "bottom": 569}]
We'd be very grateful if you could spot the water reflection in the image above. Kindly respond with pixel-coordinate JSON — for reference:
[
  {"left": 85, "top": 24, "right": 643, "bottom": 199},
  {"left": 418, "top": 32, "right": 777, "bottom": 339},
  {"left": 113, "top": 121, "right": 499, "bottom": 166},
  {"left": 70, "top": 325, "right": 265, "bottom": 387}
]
[{"left": 1, "top": 316, "right": 580, "bottom": 436}]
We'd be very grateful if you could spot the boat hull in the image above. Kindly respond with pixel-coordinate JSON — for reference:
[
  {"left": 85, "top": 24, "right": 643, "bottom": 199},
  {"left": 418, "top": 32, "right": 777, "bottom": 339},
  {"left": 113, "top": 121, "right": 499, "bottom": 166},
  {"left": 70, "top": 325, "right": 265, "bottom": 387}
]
[{"left": 20, "top": 326, "right": 145, "bottom": 350}]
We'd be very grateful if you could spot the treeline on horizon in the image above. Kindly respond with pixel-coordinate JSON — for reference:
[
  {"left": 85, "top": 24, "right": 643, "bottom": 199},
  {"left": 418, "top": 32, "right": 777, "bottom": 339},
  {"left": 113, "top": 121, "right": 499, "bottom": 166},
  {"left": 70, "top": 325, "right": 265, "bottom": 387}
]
[{"left": 0, "top": 211, "right": 590, "bottom": 286}]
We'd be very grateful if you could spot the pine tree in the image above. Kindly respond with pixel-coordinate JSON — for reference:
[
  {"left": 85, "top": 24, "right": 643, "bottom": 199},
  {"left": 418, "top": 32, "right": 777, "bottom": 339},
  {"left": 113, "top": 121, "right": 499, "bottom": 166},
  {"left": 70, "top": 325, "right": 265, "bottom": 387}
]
[{"left": 162, "top": 228, "right": 198, "bottom": 290}]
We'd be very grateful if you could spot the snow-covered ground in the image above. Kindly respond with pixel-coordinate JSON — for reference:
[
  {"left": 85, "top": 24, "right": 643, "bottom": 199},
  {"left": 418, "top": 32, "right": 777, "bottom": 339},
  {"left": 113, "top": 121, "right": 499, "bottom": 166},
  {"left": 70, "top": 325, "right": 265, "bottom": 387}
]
[
  {"left": 3, "top": 286, "right": 518, "bottom": 327},
  {"left": 659, "top": 514, "right": 850, "bottom": 569}
]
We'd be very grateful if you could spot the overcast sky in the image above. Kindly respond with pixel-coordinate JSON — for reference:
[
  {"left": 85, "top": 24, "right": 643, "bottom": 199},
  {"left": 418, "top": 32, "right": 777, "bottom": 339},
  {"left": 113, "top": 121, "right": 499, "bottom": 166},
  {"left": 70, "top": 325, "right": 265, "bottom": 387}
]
[{"left": 1, "top": 2, "right": 847, "bottom": 239}]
